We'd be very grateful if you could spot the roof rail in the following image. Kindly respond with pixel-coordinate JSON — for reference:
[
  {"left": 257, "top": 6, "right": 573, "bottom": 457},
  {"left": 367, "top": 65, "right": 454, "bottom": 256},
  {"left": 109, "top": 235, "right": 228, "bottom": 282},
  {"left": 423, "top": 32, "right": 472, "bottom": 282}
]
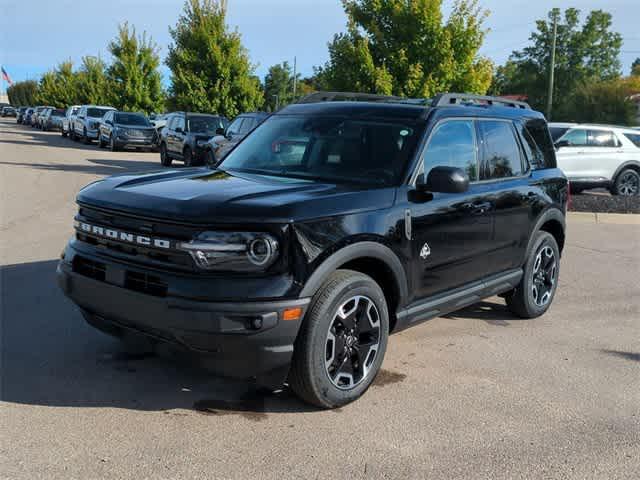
[
  {"left": 431, "top": 93, "right": 531, "bottom": 110},
  {"left": 296, "top": 91, "right": 405, "bottom": 104}
]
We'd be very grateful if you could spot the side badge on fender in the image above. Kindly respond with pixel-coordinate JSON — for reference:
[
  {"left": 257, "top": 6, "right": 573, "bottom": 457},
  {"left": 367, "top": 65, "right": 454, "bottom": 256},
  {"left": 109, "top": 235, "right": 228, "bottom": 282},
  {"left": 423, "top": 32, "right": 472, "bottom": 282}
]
[{"left": 420, "top": 243, "right": 431, "bottom": 260}]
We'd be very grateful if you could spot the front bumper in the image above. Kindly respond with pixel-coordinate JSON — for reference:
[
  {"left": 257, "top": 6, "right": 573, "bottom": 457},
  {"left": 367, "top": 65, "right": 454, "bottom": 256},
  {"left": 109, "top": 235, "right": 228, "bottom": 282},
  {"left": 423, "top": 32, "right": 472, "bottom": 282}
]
[
  {"left": 57, "top": 254, "right": 310, "bottom": 388},
  {"left": 115, "top": 136, "right": 156, "bottom": 148}
]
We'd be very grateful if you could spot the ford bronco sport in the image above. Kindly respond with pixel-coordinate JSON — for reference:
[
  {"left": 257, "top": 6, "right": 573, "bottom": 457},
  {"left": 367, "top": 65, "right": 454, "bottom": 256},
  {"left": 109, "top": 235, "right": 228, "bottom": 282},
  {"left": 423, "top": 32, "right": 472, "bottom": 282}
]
[{"left": 58, "top": 92, "right": 568, "bottom": 408}]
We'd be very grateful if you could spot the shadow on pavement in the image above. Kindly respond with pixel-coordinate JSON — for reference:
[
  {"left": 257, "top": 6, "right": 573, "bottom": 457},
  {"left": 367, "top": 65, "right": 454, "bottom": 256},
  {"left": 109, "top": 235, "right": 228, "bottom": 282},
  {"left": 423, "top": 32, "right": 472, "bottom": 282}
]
[
  {"left": 443, "top": 300, "right": 528, "bottom": 326},
  {"left": 0, "top": 259, "right": 315, "bottom": 417},
  {"left": 0, "top": 158, "right": 166, "bottom": 176}
]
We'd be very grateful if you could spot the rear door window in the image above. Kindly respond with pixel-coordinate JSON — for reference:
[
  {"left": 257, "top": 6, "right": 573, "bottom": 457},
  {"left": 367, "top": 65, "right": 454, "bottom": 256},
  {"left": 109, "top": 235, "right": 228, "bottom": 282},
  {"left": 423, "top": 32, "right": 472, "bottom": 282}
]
[
  {"left": 587, "top": 130, "right": 619, "bottom": 147},
  {"left": 477, "top": 120, "right": 523, "bottom": 179}
]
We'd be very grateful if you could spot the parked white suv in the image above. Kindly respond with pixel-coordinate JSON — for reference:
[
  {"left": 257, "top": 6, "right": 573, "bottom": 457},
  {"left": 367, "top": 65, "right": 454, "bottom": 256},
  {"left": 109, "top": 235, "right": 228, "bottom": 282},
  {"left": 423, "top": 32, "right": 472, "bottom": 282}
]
[
  {"left": 72, "top": 105, "right": 115, "bottom": 144},
  {"left": 553, "top": 124, "right": 640, "bottom": 196},
  {"left": 62, "top": 105, "right": 81, "bottom": 138}
]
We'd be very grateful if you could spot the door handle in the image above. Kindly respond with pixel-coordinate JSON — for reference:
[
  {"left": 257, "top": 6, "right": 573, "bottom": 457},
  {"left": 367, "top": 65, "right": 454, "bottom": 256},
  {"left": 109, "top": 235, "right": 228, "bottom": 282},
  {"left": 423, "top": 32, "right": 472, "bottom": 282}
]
[{"left": 462, "top": 201, "right": 492, "bottom": 214}]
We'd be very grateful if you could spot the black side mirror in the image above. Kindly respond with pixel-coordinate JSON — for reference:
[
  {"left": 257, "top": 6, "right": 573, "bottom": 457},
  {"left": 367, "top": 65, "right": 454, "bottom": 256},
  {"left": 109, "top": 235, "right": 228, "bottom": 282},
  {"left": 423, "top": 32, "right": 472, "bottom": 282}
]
[
  {"left": 215, "top": 127, "right": 225, "bottom": 135},
  {"left": 417, "top": 166, "right": 469, "bottom": 194},
  {"left": 106, "top": 120, "right": 112, "bottom": 125},
  {"left": 175, "top": 127, "right": 184, "bottom": 134},
  {"left": 555, "top": 139, "right": 569, "bottom": 149}
]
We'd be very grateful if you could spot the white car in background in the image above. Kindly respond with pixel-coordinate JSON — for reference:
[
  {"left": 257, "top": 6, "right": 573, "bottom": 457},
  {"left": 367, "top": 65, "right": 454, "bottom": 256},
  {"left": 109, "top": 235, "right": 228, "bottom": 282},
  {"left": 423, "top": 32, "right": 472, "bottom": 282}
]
[
  {"left": 62, "top": 105, "right": 81, "bottom": 137},
  {"left": 553, "top": 124, "right": 640, "bottom": 196}
]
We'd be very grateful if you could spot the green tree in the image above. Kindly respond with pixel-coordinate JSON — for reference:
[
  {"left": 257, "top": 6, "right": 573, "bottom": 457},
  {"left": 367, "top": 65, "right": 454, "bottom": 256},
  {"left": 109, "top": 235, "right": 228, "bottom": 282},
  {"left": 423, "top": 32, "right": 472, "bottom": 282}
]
[
  {"left": 570, "top": 78, "right": 637, "bottom": 125},
  {"left": 107, "top": 23, "right": 165, "bottom": 113},
  {"left": 491, "top": 8, "right": 623, "bottom": 119},
  {"left": 35, "top": 61, "right": 78, "bottom": 107},
  {"left": 7, "top": 80, "right": 38, "bottom": 106},
  {"left": 166, "top": 0, "right": 263, "bottom": 117},
  {"left": 315, "top": 0, "right": 492, "bottom": 97},
  {"left": 264, "top": 61, "right": 299, "bottom": 110},
  {"left": 632, "top": 58, "right": 640, "bottom": 76},
  {"left": 75, "top": 56, "right": 111, "bottom": 105}
]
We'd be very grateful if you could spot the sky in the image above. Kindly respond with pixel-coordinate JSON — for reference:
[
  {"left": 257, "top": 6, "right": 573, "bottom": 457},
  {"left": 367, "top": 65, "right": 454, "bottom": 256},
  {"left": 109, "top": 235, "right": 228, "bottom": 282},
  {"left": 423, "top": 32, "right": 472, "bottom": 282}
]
[{"left": 1, "top": 0, "right": 639, "bottom": 93}]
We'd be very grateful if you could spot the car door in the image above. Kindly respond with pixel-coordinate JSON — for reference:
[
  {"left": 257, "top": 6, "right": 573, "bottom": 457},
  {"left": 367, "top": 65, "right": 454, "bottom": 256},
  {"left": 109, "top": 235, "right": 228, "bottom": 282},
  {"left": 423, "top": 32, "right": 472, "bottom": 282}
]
[
  {"left": 554, "top": 128, "right": 594, "bottom": 180},
  {"left": 584, "top": 129, "right": 623, "bottom": 181},
  {"left": 75, "top": 107, "right": 86, "bottom": 134},
  {"left": 407, "top": 118, "right": 493, "bottom": 301},
  {"left": 171, "top": 115, "right": 186, "bottom": 156},
  {"left": 475, "top": 118, "right": 534, "bottom": 275}
]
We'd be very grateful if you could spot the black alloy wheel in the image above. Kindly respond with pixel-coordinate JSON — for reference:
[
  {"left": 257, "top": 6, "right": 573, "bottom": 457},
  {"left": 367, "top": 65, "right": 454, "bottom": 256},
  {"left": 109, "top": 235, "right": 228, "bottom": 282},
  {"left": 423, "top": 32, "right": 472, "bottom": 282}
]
[
  {"left": 324, "top": 295, "right": 381, "bottom": 389},
  {"left": 531, "top": 245, "right": 557, "bottom": 308}
]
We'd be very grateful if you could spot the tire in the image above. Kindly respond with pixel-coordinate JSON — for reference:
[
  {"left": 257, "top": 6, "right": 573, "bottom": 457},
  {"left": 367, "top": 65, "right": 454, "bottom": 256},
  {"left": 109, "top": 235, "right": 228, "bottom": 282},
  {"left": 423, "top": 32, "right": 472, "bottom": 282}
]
[
  {"left": 97, "top": 134, "right": 105, "bottom": 148},
  {"left": 109, "top": 135, "right": 119, "bottom": 152},
  {"left": 506, "top": 231, "right": 560, "bottom": 319},
  {"left": 61, "top": 128, "right": 67, "bottom": 138},
  {"left": 160, "top": 143, "right": 172, "bottom": 166},
  {"left": 83, "top": 128, "right": 91, "bottom": 144},
  {"left": 289, "top": 269, "right": 389, "bottom": 408},
  {"left": 70, "top": 128, "right": 76, "bottom": 141},
  {"left": 611, "top": 168, "right": 640, "bottom": 196},
  {"left": 183, "top": 146, "right": 194, "bottom": 166}
]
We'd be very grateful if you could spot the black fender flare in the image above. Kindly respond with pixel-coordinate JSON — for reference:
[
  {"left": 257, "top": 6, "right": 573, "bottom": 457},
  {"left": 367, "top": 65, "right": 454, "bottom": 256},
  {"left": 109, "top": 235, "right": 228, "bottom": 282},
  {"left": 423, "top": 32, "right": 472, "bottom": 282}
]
[
  {"left": 525, "top": 208, "right": 566, "bottom": 260},
  {"left": 299, "top": 241, "right": 409, "bottom": 306},
  {"left": 611, "top": 160, "right": 640, "bottom": 183}
]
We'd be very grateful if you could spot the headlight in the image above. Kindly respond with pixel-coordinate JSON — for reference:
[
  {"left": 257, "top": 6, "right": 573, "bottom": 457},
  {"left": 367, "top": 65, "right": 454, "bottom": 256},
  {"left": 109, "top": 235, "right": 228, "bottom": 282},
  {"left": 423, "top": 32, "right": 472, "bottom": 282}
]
[
  {"left": 177, "top": 232, "right": 279, "bottom": 271},
  {"left": 196, "top": 139, "right": 209, "bottom": 147}
]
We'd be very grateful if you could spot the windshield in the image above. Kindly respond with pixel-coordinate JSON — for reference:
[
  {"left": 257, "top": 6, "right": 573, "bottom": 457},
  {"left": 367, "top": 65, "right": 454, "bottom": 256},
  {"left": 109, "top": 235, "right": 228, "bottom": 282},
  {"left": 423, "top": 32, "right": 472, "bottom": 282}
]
[
  {"left": 188, "top": 115, "right": 225, "bottom": 134},
  {"left": 115, "top": 113, "right": 150, "bottom": 126},
  {"left": 219, "top": 115, "right": 424, "bottom": 186},
  {"left": 87, "top": 108, "right": 111, "bottom": 118},
  {"left": 52, "top": 109, "right": 65, "bottom": 116}
]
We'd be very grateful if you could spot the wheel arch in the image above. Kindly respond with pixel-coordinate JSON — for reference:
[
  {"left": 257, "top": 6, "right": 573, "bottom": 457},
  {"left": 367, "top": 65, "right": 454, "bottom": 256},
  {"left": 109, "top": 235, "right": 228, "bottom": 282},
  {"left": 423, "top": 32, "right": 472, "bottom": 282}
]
[
  {"left": 528, "top": 208, "right": 566, "bottom": 258},
  {"left": 612, "top": 161, "right": 640, "bottom": 182},
  {"left": 299, "top": 241, "right": 409, "bottom": 332}
]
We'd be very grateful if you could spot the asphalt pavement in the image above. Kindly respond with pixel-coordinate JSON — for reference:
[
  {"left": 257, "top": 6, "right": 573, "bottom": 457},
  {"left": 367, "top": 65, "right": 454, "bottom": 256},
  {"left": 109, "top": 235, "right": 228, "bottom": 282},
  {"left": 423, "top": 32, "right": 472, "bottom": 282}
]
[{"left": 1, "top": 118, "right": 639, "bottom": 479}]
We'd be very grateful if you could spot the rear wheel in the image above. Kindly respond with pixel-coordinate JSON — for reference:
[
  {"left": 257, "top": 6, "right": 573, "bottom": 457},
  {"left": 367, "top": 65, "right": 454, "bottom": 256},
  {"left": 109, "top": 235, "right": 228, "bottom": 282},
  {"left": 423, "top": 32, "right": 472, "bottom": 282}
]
[
  {"left": 611, "top": 169, "right": 640, "bottom": 196},
  {"left": 289, "top": 270, "right": 389, "bottom": 408},
  {"left": 506, "top": 231, "right": 560, "bottom": 318},
  {"left": 160, "top": 143, "right": 172, "bottom": 166}
]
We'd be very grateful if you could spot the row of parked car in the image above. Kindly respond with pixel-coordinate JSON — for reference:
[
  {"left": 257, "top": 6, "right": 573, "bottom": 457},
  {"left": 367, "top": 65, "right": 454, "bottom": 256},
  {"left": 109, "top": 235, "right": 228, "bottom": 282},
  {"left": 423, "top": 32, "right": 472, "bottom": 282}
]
[{"left": 13, "top": 104, "right": 269, "bottom": 165}]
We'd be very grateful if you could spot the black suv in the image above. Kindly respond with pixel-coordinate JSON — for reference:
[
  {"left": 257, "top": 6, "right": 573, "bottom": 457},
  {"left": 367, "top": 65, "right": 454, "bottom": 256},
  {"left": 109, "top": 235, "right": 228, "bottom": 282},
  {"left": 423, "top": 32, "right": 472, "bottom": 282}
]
[
  {"left": 58, "top": 93, "right": 568, "bottom": 408},
  {"left": 158, "top": 112, "right": 228, "bottom": 166}
]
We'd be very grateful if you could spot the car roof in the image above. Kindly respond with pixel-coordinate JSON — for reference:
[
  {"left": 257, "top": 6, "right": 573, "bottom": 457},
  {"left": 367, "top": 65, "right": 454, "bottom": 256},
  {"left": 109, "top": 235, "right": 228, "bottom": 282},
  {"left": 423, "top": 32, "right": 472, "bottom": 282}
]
[{"left": 566, "top": 124, "right": 640, "bottom": 134}]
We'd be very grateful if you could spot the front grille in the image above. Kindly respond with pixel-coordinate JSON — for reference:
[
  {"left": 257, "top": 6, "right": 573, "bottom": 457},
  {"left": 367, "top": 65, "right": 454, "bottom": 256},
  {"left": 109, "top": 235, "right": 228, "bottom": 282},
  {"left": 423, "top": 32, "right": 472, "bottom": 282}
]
[
  {"left": 126, "top": 128, "right": 153, "bottom": 138},
  {"left": 73, "top": 257, "right": 106, "bottom": 282},
  {"left": 76, "top": 206, "right": 196, "bottom": 271},
  {"left": 125, "top": 271, "right": 168, "bottom": 297}
]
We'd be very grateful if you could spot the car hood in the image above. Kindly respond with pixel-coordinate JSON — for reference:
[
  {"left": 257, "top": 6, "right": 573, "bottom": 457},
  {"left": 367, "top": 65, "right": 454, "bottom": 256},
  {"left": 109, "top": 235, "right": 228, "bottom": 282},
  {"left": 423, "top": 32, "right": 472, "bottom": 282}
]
[{"left": 77, "top": 168, "right": 395, "bottom": 224}]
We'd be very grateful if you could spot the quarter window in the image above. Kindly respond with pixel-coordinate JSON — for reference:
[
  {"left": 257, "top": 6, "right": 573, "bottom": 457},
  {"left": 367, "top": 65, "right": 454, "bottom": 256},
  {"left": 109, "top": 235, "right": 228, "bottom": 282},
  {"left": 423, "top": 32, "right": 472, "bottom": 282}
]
[
  {"left": 423, "top": 120, "right": 478, "bottom": 181},
  {"left": 623, "top": 133, "right": 640, "bottom": 148},
  {"left": 478, "top": 120, "right": 523, "bottom": 179}
]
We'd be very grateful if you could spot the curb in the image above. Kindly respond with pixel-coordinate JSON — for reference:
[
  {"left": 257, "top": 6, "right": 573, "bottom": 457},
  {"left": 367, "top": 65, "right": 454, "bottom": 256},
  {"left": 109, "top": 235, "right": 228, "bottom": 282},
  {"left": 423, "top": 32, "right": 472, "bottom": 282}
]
[{"left": 567, "top": 212, "right": 640, "bottom": 225}]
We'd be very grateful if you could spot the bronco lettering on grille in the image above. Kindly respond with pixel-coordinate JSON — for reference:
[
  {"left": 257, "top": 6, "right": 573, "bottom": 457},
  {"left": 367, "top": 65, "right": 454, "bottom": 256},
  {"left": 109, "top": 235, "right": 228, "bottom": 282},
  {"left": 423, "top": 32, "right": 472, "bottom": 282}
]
[{"left": 74, "top": 220, "right": 172, "bottom": 249}]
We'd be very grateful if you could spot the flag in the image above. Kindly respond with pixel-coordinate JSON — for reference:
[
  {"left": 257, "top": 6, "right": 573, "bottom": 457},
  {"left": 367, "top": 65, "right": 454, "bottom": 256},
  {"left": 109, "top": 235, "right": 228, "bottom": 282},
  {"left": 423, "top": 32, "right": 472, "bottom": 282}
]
[{"left": 1, "top": 67, "right": 13, "bottom": 86}]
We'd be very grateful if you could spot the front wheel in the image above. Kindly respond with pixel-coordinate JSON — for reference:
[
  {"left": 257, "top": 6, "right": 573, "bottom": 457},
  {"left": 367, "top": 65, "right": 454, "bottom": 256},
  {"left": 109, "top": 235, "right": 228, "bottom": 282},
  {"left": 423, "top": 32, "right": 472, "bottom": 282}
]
[
  {"left": 160, "top": 143, "right": 172, "bottom": 166},
  {"left": 97, "top": 134, "right": 105, "bottom": 148},
  {"left": 109, "top": 135, "right": 119, "bottom": 152},
  {"left": 289, "top": 270, "right": 389, "bottom": 408},
  {"left": 183, "top": 147, "right": 194, "bottom": 166},
  {"left": 506, "top": 231, "right": 560, "bottom": 318},
  {"left": 83, "top": 128, "right": 91, "bottom": 144},
  {"left": 611, "top": 169, "right": 640, "bottom": 196}
]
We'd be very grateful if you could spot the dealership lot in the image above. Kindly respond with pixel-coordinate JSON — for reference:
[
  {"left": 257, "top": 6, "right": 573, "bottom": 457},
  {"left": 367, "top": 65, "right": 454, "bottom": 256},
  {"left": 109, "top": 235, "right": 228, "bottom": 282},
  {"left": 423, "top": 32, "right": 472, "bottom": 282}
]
[{"left": 1, "top": 118, "right": 639, "bottom": 479}]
